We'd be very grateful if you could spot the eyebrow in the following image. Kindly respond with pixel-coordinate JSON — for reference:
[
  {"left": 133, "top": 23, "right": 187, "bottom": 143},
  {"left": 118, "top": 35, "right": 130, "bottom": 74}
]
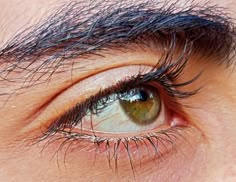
[{"left": 0, "top": 1, "right": 235, "bottom": 84}]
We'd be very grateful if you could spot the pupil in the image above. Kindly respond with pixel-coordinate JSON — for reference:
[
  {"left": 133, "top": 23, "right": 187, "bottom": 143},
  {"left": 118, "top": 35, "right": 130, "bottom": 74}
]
[{"left": 138, "top": 90, "right": 149, "bottom": 101}]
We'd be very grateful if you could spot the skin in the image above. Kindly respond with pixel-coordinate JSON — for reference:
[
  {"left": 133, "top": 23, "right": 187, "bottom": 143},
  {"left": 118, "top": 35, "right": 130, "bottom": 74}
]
[{"left": 0, "top": 0, "right": 236, "bottom": 182}]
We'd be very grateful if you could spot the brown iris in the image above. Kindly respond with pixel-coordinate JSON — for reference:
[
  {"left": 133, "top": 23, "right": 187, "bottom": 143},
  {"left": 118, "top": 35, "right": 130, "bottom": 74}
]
[{"left": 119, "top": 86, "right": 161, "bottom": 125}]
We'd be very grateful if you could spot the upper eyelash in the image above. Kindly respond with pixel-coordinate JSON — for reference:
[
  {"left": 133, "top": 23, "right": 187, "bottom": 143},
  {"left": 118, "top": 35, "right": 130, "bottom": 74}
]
[
  {"left": 33, "top": 41, "right": 202, "bottom": 176},
  {"left": 44, "top": 41, "right": 201, "bottom": 135}
]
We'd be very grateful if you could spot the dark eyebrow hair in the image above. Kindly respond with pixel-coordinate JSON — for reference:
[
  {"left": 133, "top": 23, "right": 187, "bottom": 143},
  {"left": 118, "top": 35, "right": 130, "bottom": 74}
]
[{"left": 0, "top": 1, "right": 235, "bottom": 85}]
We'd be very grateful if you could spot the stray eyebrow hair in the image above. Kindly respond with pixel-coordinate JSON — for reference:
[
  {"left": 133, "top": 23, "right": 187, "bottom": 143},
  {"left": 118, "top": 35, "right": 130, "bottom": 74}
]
[{"left": 0, "top": 0, "right": 235, "bottom": 84}]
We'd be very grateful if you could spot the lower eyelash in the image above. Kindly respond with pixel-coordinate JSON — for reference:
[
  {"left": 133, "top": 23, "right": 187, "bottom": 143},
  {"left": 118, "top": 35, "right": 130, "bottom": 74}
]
[
  {"left": 34, "top": 41, "right": 200, "bottom": 175},
  {"left": 37, "top": 126, "right": 191, "bottom": 175}
]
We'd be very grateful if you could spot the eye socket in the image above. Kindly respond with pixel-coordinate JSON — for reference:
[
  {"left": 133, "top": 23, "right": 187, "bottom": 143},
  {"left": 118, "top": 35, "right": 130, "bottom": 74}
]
[{"left": 34, "top": 62, "right": 201, "bottom": 176}]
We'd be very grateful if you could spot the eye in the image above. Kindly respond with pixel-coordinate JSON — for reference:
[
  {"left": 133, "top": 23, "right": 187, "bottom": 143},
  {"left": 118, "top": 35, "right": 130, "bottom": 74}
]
[
  {"left": 80, "top": 86, "right": 165, "bottom": 133},
  {"left": 36, "top": 54, "right": 201, "bottom": 175}
]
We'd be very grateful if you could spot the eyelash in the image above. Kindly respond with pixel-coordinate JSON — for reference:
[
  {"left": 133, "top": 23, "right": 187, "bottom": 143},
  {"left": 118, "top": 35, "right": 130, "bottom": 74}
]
[{"left": 37, "top": 45, "right": 201, "bottom": 173}]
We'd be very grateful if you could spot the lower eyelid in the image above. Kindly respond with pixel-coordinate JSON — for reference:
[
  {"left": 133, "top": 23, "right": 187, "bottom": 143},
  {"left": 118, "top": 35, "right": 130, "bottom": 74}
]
[
  {"left": 36, "top": 126, "right": 203, "bottom": 177},
  {"left": 44, "top": 112, "right": 193, "bottom": 172}
]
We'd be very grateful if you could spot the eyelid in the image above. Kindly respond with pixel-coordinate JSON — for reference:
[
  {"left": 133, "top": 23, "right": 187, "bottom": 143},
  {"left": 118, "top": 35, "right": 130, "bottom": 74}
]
[
  {"left": 44, "top": 55, "right": 199, "bottom": 136},
  {"left": 28, "top": 47, "right": 201, "bottom": 134},
  {"left": 25, "top": 56, "right": 204, "bottom": 176},
  {"left": 22, "top": 47, "right": 201, "bottom": 139}
]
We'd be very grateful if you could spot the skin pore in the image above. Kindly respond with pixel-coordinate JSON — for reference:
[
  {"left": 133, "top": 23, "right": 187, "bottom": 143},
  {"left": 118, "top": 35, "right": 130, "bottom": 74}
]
[{"left": 0, "top": 0, "right": 236, "bottom": 182}]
